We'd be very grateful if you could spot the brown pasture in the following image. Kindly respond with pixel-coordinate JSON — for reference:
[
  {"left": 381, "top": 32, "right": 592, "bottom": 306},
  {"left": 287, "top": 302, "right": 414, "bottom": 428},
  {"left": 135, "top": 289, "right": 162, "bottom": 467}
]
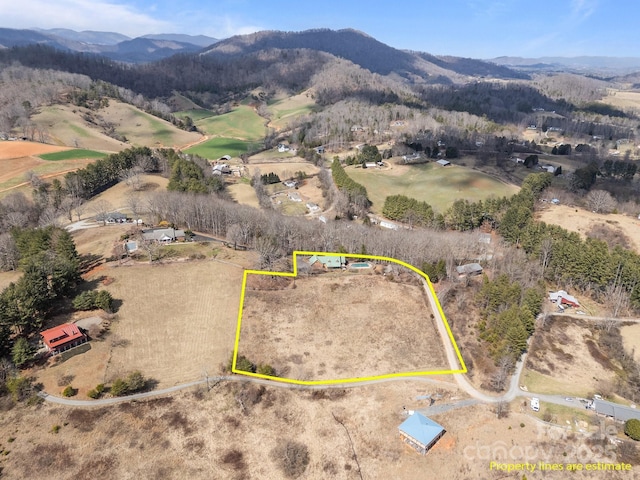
[
  {"left": 537, "top": 204, "right": 640, "bottom": 254},
  {"left": 101, "top": 259, "right": 244, "bottom": 388},
  {"left": 239, "top": 272, "right": 448, "bottom": 381}
]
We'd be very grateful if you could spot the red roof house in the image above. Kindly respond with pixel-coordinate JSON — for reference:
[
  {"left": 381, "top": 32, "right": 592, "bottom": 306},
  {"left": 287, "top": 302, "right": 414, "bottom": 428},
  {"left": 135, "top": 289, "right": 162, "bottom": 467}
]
[{"left": 40, "top": 323, "right": 87, "bottom": 354}]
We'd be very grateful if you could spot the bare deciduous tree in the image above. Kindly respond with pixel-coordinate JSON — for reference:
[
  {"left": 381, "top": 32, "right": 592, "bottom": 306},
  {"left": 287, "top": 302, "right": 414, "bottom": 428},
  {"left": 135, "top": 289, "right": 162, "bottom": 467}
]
[{"left": 586, "top": 190, "right": 617, "bottom": 214}]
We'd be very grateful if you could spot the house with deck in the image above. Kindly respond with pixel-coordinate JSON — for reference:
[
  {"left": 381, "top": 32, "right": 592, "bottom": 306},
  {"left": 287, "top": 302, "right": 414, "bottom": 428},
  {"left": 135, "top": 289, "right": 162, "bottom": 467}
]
[{"left": 308, "top": 255, "right": 346, "bottom": 269}]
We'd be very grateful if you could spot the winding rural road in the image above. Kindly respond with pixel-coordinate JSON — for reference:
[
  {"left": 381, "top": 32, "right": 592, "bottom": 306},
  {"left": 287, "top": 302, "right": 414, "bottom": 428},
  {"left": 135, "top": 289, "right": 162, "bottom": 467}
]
[{"left": 39, "top": 276, "right": 624, "bottom": 413}]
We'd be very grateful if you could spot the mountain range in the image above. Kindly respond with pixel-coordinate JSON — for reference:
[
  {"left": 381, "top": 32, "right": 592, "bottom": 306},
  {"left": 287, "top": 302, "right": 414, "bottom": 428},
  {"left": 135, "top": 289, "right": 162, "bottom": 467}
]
[
  {"left": 0, "top": 28, "right": 218, "bottom": 63},
  {"left": 1, "top": 26, "right": 638, "bottom": 82}
]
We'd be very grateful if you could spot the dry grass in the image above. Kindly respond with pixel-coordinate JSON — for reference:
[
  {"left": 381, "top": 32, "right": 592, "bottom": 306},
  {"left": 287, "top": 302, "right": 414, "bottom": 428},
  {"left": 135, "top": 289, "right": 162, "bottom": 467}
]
[
  {"left": 227, "top": 182, "right": 260, "bottom": 208},
  {"left": 0, "top": 380, "right": 630, "bottom": 480},
  {"left": 537, "top": 204, "right": 640, "bottom": 254},
  {"left": 102, "top": 260, "right": 244, "bottom": 387},
  {"left": 246, "top": 160, "right": 320, "bottom": 179},
  {"left": 32, "top": 105, "right": 127, "bottom": 151},
  {"left": 523, "top": 316, "right": 616, "bottom": 397},
  {"left": 239, "top": 272, "right": 448, "bottom": 381},
  {"left": 0, "top": 270, "right": 22, "bottom": 292},
  {"left": 601, "top": 90, "right": 640, "bottom": 112},
  {"left": 621, "top": 323, "right": 640, "bottom": 362},
  {"left": 79, "top": 174, "right": 169, "bottom": 217}
]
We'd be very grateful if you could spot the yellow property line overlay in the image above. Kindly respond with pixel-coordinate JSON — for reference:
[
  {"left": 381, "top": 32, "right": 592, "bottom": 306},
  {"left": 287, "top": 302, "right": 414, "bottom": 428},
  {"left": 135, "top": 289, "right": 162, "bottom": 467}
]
[{"left": 232, "top": 251, "right": 467, "bottom": 385}]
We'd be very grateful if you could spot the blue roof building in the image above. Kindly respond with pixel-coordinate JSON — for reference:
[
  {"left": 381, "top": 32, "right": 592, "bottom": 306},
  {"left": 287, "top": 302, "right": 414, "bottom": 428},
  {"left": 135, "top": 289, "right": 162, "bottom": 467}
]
[{"left": 398, "top": 412, "right": 445, "bottom": 455}]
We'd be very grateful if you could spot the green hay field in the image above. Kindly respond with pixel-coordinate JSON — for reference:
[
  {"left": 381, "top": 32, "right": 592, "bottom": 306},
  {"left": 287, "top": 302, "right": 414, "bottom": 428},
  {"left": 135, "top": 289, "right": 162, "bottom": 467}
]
[
  {"left": 346, "top": 162, "right": 519, "bottom": 214},
  {"left": 195, "top": 105, "right": 265, "bottom": 141},
  {"left": 39, "top": 149, "right": 108, "bottom": 161},
  {"left": 175, "top": 108, "right": 216, "bottom": 121},
  {"left": 267, "top": 92, "right": 318, "bottom": 130},
  {"left": 184, "top": 137, "right": 259, "bottom": 160}
]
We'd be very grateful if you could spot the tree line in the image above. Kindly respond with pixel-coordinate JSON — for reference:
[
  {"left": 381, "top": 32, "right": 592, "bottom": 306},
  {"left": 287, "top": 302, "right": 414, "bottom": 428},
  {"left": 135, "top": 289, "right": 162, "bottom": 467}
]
[{"left": 330, "top": 157, "right": 370, "bottom": 214}]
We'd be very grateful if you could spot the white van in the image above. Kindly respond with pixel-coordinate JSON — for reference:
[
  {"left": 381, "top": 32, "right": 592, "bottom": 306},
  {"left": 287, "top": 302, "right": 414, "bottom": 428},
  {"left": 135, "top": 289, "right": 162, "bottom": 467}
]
[{"left": 531, "top": 397, "right": 540, "bottom": 412}]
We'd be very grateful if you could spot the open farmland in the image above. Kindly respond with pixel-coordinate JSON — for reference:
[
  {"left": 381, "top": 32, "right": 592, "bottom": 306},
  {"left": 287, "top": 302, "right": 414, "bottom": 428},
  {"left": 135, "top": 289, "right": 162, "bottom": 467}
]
[
  {"left": 346, "top": 162, "right": 519, "bottom": 214},
  {"left": 32, "top": 105, "right": 128, "bottom": 151},
  {"left": 79, "top": 174, "right": 169, "bottom": 218},
  {"left": 601, "top": 89, "right": 640, "bottom": 113},
  {"left": 100, "top": 260, "right": 244, "bottom": 388},
  {"left": 4, "top": 378, "right": 618, "bottom": 480},
  {"left": 246, "top": 160, "right": 320, "bottom": 179},
  {"left": 39, "top": 149, "right": 107, "bottom": 161},
  {"left": 184, "top": 137, "right": 258, "bottom": 160},
  {"left": 537, "top": 204, "right": 640, "bottom": 254},
  {"left": 98, "top": 102, "right": 202, "bottom": 148},
  {"left": 522, "top": 316, "right": 617, "bottom": 397},
  {"left": 195, "top": 105, "right": 265, "bottom": 140},
  {"left": 267, "top": 90, "right": 318, "bottom": 130},
  {"left": 0, "top": 141, "right": 96, "bottom": 197},
  {"left": 239, "top": 272, "right": 448, "bottom": 381},
  {"left": 227, "top": 182, "right": 260, "bottom": 208}
]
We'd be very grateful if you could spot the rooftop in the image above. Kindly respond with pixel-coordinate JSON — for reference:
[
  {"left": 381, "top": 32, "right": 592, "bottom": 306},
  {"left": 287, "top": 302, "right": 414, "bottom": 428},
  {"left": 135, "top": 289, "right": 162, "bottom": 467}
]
[
  {"left": 595, "top": 399, "right": 640, "bottom": 422},
  {"left": 40, "top": 323, "right": 85, "bottom": 349},
  {"left": 398, "top": 412, "right": 445, "bottom": 447}
]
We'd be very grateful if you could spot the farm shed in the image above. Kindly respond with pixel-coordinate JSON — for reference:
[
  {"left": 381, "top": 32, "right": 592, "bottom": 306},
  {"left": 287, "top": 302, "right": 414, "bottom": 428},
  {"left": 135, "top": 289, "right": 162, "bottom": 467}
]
[
  {"left": 549, "top": 290, "right": 580, "bottom": 308},
  {"left": 456, "top": 263, "right": 483, "bottom": 277},
  {"left": 594, "top": 399, "right": 640, "bottom": 423},
  {"left": 40, "top": 323, "right": 87, "bottom": 355},
  {"left": 436, "top": 159, "right": 451, "bottom": 166},
  {"left": 398, "top": 412, "right": 445, "bottom": 455}
]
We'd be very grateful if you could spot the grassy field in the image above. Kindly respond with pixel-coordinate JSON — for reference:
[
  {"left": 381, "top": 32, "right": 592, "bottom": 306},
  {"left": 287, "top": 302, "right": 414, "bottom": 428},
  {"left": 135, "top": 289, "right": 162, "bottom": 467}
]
[
  {"left": 32, "top": 105, "right": 128, "bottom": 151},
  {"left": 239, "top": 271, "right": 447, "bottom": 381},
  {"left": 39, "top": 149, "right": 108, "bottom": 161},
  {"left": 195, "top": 105, "right": 265, "bottom": 141},
  {"left": 523, "top": 316, "right": 615, "bottom": 397},
  {"left": 0, "top": 141, "right": 98, "bottom": 198},
  {"left": 2, "top": 377, "right": 587, "bottom": 480},
  {"left": 227, "top": 182, "right": 260, "bottom": 208},
  {"left": 105, "top": 103, "right": 201, "bottom": 148},
  {"left": 346, "top": 161, "right": 519, "bottom": 214},
  {"left": 184, "top": 137, "right": 259, "bottom": 160},
  {"left": 101, "top": 260, "right": 244, "bottom": 388},
  {"left": 267, "top": 90, "right": 318, "bottom": 130},
  {"left": 175, "top": 108, "right": 216, "bottom": 121}
]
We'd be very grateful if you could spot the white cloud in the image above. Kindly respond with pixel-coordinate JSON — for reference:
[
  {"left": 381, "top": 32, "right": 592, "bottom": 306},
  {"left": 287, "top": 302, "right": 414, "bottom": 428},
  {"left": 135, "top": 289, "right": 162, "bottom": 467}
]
[
  {"left": 176, "top": 12, "right": 263, "bottom": 39},
  {"left": 0, "top": 0, "right": 171, "bottom": 36},
  {"left": 571, "top": 0, "right": 598, "bottom": 22}
]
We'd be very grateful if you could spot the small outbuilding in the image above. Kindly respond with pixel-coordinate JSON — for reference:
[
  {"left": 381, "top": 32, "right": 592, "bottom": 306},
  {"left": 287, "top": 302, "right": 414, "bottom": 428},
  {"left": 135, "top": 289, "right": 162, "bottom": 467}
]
[
  {"left": 40, "top": 323, "right": 87, "bottom": 355},
  {"left": 398, "top": 412, "right": 446, "bottom": 455},
  {"left": 456, "top": 263, "right": 483, "bottom": 277},
  {"left": 436, "top": 159, "right": 451, "bottom": 167}
]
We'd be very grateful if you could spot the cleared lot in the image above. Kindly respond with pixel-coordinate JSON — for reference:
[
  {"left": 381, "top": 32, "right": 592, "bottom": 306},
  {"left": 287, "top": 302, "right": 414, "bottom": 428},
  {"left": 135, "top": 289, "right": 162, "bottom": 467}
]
[
  {"left": 101, "top": 260, "right": 244, "bottom": 387},
  {"left": 239, "top": 272, "right": 448, "bottom": 381}
]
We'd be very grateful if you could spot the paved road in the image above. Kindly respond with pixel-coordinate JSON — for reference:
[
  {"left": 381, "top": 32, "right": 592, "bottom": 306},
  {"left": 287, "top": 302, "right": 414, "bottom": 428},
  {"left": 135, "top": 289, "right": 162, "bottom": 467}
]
[{"left": 39, "top": 278, "right": 630, "bottom": 412}]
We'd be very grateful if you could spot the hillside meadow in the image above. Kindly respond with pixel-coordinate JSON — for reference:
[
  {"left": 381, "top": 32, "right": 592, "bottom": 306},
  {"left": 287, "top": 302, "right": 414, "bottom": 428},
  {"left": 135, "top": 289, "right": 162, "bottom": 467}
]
[{"left": 346, "top": 161, "right": 519, "bottom": 214}]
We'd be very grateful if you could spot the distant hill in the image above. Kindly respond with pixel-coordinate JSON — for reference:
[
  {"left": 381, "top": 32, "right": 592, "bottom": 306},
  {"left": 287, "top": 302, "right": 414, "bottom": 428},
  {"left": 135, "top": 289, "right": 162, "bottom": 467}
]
[
  {"left": 142, "top": 33, "right": 218, "bottom": 48},
  {"left": 35, "top": 28, "right": 130, "bottom": 45},
  {"left": 0, "top": 28, "right": 206, "bottom": 63},
  {"left": 492, "top": 56, "right": 640, "bottom": 75},
  {"left": 102, "top": 38, "right": 203, "bottom": 63},
  {"left": 203, "top": 28, "right": 525, "bottom": 82},
  {"left": 0, "top": 28, "right": 69, "bottom": 50}
]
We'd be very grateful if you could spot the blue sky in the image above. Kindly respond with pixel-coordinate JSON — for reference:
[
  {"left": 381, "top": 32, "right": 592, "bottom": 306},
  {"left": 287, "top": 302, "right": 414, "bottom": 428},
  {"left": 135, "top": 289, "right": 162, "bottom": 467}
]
[{"left": 1, "top": 0, "right": 638, "bottom": 58}]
